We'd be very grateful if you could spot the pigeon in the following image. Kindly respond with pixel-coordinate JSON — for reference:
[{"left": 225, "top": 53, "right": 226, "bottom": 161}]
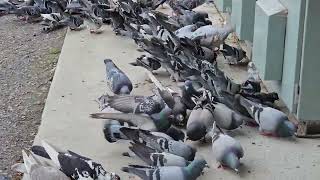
[
  {"left": 103, "top": 120, "right": 130, "bottom": 143},
  {"left": 148, "top": 72, "right": 187, "bottom": 123},
  {"left": 120, "top": 127, "right": 196, "bottom": 161},
  {"left": 90, "top": 107, "right": 172, "bottom": 132},
  {"left": 212, "top": 102, "right": 244, "bottom": 130},
  {"left": 0, "top": 0, "right": 16, "bottom": 14},
  {"left": 211, "top": 122, "right": 244, "bottom": 172},
  {"left": 175, "top": 24, "right": 199, "bottom": 39},
  {"left": 129, "top": 141, "right": 190, "bottom": 167},
  {"left": 97, "top": 93, "right": 164, "bottom": 115},
  {"left": 104, "top": 59, "right": 133, "bottom": 95},
  {"left": 191, "top": 24, "right": 234, "bottom": 49},
  {"left": 186, "top": 103, "right": 215, "bottom": 141},
  {"left": 103, "top": 121, "right": 185, "bottom": 142},
  {"left": 129, "top": 54, "right": 162, "bottom": 73},
  {"left": 168, "top": 0, "right": 212, "bottom": 11},
  {"left": 220, "top": 44, "right": 247, "bottom": 65},
  {"left": 180, "top": 80, "right": 203, "bottom": 110},
  {"left": 122, "top": 158, "right": 208, "bottom": 180},
  {"left": 11, "top": 150, "right": 70, "bottom": 180},
  {"left": 238, "top": 95, "right": 296, "bottom": 137},
  {"left": 31, "top": 140, "right": 120, "bottom": 180},
  {"left": 14, "top": 6, "right": 42, "bottom": 22}
]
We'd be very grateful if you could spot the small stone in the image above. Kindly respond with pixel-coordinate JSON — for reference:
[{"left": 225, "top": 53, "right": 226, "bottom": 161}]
[
  {"left": 251, "top": 142, "right": 256, "bottom": 145},
  {"left": 61, "top": 95, "right": 64, "bottom": 98},
  {"left": 248, "top": 170, "right": 251, "bottom": 173},
  {"left": 296, "top": 166, "right": 300, "bottom": 168}
]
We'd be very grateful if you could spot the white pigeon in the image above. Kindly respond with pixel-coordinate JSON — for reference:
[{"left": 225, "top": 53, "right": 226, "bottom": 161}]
[{"left": 11, "top": 150, "right": 70, "bottom": 180}]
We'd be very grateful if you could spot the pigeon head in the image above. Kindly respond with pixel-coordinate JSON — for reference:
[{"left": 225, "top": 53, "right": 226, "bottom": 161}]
[
  {"left": 103, "top": 122, "right": 121, "bottom": 143},
  {"left": 186, "top": 158, "right": 208, "bottom": 179},
  {"left": 119, "top": 86, "right": 131, "bottom": 94},
  {"left": 223, "top": 152, "right": 240, "bottom": 173},
  {"left": 277, "top": 120, "right": 297, "bottom": 137},
  {"left": 187, "top": 122, "right": 207, "bottom": 141}
]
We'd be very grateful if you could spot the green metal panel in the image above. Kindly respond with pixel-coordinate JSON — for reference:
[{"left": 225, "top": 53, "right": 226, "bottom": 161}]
[
  {"left": 252, "top": 0, "right": 287, "bottom": 81},
  {"left": 278, "top": 0, "right": 306, "bottom": 113},
  {"left": 231, "top": 0, "right": 256, "bottom": 42},
  {"left": 297, "top": 0, "right": 320, "bottom": 121},
  {"left": 215, "top": 0, "right": 232, "bottom": 13}
]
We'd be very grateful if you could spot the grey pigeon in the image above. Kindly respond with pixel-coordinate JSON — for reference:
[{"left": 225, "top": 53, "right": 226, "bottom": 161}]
[
  {"left": 91, "top": 106, "right": 172, "bottom": 132},
  {"left": 169, "top": 0, "right": 212, "bottom": 11},
  {"left": 238, "top": 95, "right": 296, "bottom": 137},
  {"left": 104, "top": 59, "right": 133, "bottom": 95},
  {"left": 211, "top": 122, "right": 244, "bottom": 172},
  {"left": 220, "top": 44, "right": 247, "bottom": 65},
  {"left": 121, "top": 158, "right": 208, "bottom": 180},
  {"left": 31, "top": 140, "right": 120, "bottom": 180},
  {"left": 129, "top": 141, "right": 189, "bottom": 167},
  {"left": 175, "top": 24, "right": 200, "bottom": 39},
  {"left": 103, "top": 120, "right": 129, "bottom": 143},
  {"left": 97, "top": 93, "right": 164, "bottom": 115},
  {"left": 11, "top": 150, "right": 70, "bottom": 180},
  {"left": 191, "top": 24, "right": 234, "bottom": 49},
  {"left": 187, "top": 103, "right": 214, "bottom": 141},
  {"left": 212, "top": 102, "right": 244, "bottom": 130},
  {"left": 120, "top": 127, "right": 196, "bottom": 161}
]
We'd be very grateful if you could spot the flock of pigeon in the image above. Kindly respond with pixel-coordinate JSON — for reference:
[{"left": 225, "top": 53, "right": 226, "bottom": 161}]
[{"left": 7, "top": 0, "right": 298, "bottom": 179}]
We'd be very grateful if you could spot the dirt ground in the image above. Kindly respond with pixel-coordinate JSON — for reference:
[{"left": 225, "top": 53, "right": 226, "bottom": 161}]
[{"left": 0, "top": 15, "right": 66, "bottom": 178}]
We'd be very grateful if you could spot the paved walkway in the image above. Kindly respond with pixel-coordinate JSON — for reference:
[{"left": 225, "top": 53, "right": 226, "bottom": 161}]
[{"left": 34, "top": 4, "right": 320, "bottom": 180}]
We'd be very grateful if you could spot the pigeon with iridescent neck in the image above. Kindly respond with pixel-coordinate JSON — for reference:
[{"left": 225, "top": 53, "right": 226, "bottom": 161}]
[{"left": 211, "top": 122, "right": 244, "bottom": 173}]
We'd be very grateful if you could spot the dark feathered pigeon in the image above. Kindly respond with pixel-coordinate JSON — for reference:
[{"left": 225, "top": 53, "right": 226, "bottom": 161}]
[
  {"left": 120, "top": 127, "right": 196, "bottom": 161},
  {"left": 31, "top": 140, "right": 120, "bottom": 180},
  {"left": 129, "top": 54, "right": 162, "bottom": 73},
  {"left": 104, "top": 59, "right": 133, "bottom": 95},
  {"left": 103, "top": 122, "right": 184, "bottom": 143},
  {"left": 220, "top": 44, "right": 247, "bottom": 65},
  {"left": 121, "top": 158, "right": 207, "bottom": 180}
]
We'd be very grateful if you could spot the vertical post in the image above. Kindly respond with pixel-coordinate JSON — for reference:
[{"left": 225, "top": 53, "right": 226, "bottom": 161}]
[{"left": 231, "top": 0, "right": 256, "bottom": 42}]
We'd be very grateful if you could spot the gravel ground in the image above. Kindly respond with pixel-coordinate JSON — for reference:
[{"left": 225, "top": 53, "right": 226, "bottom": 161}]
[{"left": 0, "top": 15, "right": 66, "bottom": 178}]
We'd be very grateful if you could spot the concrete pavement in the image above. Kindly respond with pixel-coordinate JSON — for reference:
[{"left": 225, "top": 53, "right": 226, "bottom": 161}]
[{"left": 33, "top": 4, "right": 320, "bottom": 180}]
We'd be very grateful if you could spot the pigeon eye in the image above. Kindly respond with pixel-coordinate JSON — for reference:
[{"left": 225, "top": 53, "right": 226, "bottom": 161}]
[{"left": 82, "top": 171, "right": 90, "bottom": 177}]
